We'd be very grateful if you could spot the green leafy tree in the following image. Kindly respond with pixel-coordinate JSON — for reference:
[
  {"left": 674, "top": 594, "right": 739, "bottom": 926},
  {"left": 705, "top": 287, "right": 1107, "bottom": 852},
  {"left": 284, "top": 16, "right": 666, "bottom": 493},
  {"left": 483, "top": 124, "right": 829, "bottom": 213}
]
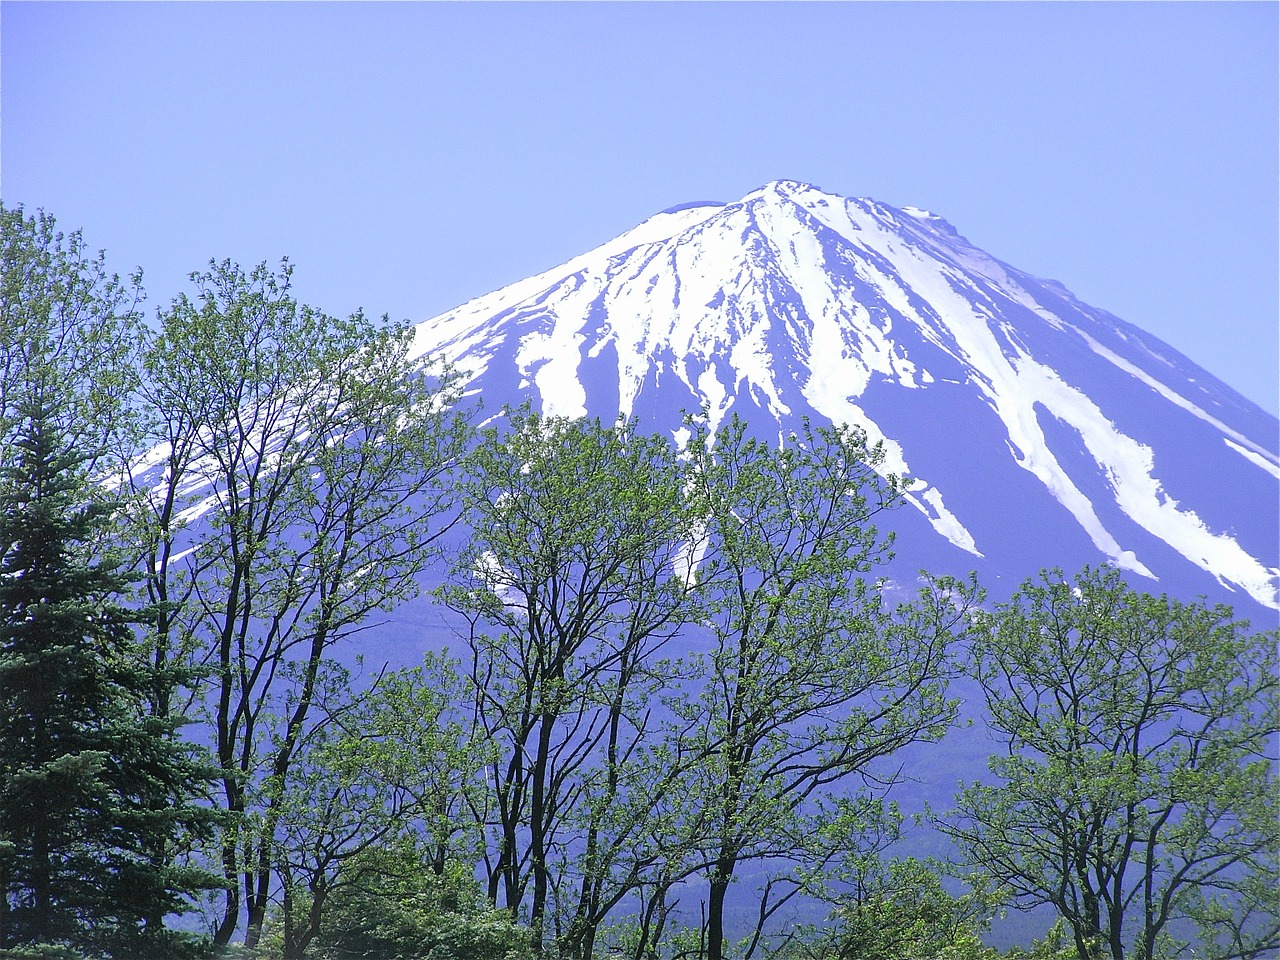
[
  {"left": 313, "top": 843, "right": 532, "bottom": 960},
  {"left": 132, "top": 259, "right": 474, "bottom": 947},
  {"left": 267, "top": 655, "right": 487, "bottom": 960},
  {"left": 442, "top": 412, "right": 705, "bottom": 958},
  {"left": 0, "top": 204, "right": 144, "bottom": 477},
  {"left": 815, "top": 861, "right": 996, "bottom": 960},
  {"left": 777, "top": 800, "right": 1003, "bottom": 960},
  {"left": 682, "top": 415, "right": 978, "bottom": 960},
  {"left": 942, "top": 566, "right": 1280, "bottom": 960}
]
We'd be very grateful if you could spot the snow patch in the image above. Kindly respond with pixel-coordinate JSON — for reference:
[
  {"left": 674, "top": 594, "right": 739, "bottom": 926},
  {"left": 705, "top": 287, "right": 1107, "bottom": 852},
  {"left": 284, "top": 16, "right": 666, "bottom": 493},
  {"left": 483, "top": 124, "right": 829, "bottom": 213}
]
[
  {"left": 1224, "top": 437, "right": 1280, "bottom": 478},
  {"left": 1074, "top": 328, "right": 1278, "bottom": 462}
]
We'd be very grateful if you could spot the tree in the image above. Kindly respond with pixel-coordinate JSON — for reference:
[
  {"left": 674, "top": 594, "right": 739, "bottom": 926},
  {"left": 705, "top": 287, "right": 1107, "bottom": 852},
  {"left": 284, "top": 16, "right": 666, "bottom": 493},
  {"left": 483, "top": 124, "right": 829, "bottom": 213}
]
[
  {"left": 0, "top": 392, "right": 219, "bottom": 957},
  {"left": 0, "top": 204, "right": 219, "bottom": 957},
  {"left": 681, "top": 415, "right": 978, "bottom": 960},
  {"left": 442, "top": 412, "right": 705, "bottom": 958},
  {"left": 132, "top": 259, "right": 474, "bottom": 947},
  {"left": 312, "top": 843, "right": 532, "bottom": 960},
  {"left": 775, "top": 800, "right": 1004, "bottom": 960},
  {"left": 266, "top": 656, "right": 487, "bottom": 960},
  {"left": 0, "top": 204, "right": 144, "bottom": 476},
  {"left": 942, "top": 566, "right": 1280, "bottom": 960}
]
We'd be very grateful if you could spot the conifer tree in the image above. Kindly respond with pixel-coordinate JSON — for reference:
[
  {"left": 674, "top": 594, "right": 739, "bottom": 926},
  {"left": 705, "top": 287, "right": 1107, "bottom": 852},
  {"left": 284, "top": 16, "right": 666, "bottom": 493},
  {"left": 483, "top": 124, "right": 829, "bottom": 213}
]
[
  {"left": 0, "top": 385, "right": 219, "bottom": 958},
  {"left": 0, "top": 204, "right": 220, "bottom": 958}
]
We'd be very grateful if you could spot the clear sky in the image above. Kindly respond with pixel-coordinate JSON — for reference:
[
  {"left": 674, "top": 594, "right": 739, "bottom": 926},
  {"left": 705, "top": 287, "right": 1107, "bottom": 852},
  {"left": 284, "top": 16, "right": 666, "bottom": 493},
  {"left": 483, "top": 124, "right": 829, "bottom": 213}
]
[{"left": 3, "top": 2, "right": 1277, "bottom": 416}]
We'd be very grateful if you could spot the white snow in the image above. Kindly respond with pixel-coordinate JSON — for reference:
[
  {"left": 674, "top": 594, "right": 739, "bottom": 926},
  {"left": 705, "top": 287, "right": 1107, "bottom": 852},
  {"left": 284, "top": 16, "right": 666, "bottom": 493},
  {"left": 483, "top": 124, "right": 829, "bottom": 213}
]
[
  {"left": 392, "top": 180, "right": 1278, "bottom": 610},
  {"left": 787, "top": 246, "right": 980, "bottom": 555},
  {"left": 408, "top": 204, "right": 722, "bottom": 372},
  {"left": 513, "top": 313, "right": 589, "bottom": 419},
  {"left": 1224, "top": 437, "right": 1280, "bottom": 479},
  {"left": 853, "top": 202, "right": 1275, "bottom": 605},
  {"left": 1073, "top": 328, "right": 1279, "bottom": 463}
]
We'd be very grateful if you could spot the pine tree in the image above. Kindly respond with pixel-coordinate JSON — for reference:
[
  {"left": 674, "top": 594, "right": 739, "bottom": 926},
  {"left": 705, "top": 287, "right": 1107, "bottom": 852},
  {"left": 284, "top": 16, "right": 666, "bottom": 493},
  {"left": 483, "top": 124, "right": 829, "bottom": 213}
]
[{"left": 0, "top": 377, "right": 220, "bottom": 956}]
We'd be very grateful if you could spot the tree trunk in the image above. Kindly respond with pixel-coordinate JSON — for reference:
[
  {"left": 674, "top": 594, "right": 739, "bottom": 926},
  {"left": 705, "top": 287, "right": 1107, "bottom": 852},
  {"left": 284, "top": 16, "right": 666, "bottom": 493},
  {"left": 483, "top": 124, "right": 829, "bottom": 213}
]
[
  {"left": 212, "top": 842, "right": 240, "bottom": 945},
  {"left": 243, "top": 893, "right": 266, "bottom": 950},
  {"left": 706, "top": 854, "right": 735, "bottom": 960},
  {"left": 31, "top": 822, "right": 51, "bottom": 943},
  {"left": 529, "top": 713, "right": 553, "bottom": 957}
]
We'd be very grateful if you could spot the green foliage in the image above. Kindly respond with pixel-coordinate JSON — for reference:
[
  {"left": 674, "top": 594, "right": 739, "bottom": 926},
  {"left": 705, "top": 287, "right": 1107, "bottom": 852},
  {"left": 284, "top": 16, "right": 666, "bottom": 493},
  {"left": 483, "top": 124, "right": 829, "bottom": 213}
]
[
  {"left": 0, "top": 405, "right": 207, "bottom": 955},
  {"left": 0, "top": 947, "right": 92, "bottom": 960},
  {"left": 681, "top": 414, "right": 980, "bottom": 960},
  {"left": 1000, "top": 920, "right": 1092, "bottom": 960},
  {"left": 135, "top": 259, "right": 474, "bottom": 946},
  {"left": 796, "top": 860, "right": 998, "bottom": 960},
  {"left": 775, "top": 798, "right": 1006, "bottom": 960},
  {"left": 0, "top": 206, "right": 218, "bottom": 958},
  {"left": 0, "top": 203, "right": 144, "bottom": 477},
  {"left": 265, "top": 655, "right": 488, "bottom": 959},
  {"left": 943, "top": 566, "right": 1280, "bottom": 960},
  {"left": 443, "top": 411, "right": 706, "bottom": 958},
  {"left": 313, "top": 844, "right": 532, "bottom": 960}
]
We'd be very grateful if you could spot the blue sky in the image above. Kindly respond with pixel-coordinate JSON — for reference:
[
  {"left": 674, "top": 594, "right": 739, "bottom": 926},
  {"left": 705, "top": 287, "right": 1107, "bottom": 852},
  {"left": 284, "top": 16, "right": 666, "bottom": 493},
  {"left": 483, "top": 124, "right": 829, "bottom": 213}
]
[{"left": 3, "top": 2, "right": 1277, "bottom": 415}]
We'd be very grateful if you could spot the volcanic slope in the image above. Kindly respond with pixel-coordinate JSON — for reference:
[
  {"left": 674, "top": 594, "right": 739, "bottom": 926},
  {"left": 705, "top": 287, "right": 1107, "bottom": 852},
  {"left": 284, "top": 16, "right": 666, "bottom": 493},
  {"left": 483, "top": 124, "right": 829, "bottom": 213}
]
[{"left": 409, "top": 179, "right": 1278, "bottom": 615}]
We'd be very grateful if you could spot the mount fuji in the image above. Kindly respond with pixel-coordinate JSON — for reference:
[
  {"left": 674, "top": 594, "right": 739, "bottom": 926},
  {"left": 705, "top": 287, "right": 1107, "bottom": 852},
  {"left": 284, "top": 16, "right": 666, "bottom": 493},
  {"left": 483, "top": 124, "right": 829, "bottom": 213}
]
[{"left": 407, "top": 179, "right": 1279, "bottom": 616}]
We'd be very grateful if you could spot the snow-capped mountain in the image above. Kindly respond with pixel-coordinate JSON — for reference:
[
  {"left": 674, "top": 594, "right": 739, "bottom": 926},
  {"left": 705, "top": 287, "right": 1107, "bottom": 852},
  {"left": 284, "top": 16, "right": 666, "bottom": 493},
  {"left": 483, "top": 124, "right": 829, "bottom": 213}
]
[{"left": 409, "top": 179, "right": 1279, "bottom": 615}]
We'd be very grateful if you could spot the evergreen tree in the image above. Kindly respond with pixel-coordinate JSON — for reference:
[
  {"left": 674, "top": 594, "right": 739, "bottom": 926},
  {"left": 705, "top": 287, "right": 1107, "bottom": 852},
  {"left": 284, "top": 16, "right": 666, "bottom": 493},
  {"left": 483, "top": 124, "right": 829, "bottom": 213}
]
[{"left": 0, "top": 387, "right": 220, "bottom": 957}]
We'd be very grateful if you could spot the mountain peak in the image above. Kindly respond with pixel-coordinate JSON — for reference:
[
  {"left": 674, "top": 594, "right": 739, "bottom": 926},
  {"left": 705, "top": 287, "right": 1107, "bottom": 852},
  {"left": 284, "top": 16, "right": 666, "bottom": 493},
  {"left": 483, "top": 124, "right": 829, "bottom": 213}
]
[
  {"left": 754, "top": 177, "right": 820, "bottom": 194},
  {"left": 411, "top": 184, "right": 1279, "bottom": 613}
]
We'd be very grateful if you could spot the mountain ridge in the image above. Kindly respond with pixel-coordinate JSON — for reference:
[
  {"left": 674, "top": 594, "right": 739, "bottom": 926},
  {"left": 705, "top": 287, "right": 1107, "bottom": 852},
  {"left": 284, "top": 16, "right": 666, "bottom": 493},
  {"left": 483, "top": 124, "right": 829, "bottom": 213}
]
[{"left": 407, "top": 179, "right": 1278, "bottom": 612}]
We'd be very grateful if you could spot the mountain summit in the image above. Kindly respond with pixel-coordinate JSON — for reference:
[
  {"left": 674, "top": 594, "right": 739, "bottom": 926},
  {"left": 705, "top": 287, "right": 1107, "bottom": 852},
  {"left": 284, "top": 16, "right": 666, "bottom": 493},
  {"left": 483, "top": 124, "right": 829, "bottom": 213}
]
[{"left": 409, "top": 180, "right": 1279, "bottom": 612}]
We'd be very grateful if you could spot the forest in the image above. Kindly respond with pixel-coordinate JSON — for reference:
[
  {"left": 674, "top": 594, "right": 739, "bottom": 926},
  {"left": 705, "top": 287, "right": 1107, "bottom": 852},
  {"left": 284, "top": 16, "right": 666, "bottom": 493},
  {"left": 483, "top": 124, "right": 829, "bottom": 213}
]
[{"left": 1, "top": 203, "right": 1276, "bottom": 960}]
